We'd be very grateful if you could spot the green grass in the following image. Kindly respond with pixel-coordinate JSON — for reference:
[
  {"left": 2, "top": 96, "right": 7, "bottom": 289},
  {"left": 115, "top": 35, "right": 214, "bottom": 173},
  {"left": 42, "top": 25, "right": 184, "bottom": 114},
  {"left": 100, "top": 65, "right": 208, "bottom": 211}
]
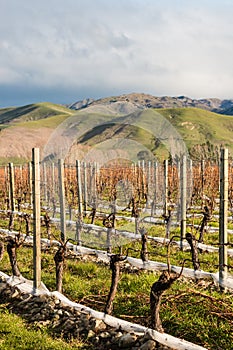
[
  {"left": 0, "top": 156, "right": 29, "bottom": 166},
  {"left": 70, "top": 107, "right": 233, "bottom": 160},
  {"left": 0, "top": 103, "right": 74, "bottom": 124},
  {"left": 0, "top": 305, "right": 89, "bottom": 349},
  {"left": 0, "top": 204, "right": 233, "bottom": 350},
  {"left": 158, "top": 107, "right": 233, "bottom": 156},
  {"left": 15, "top": 113, "right": 72, "bottom": 129},
  {"left": 0, "top": 238, "right": 233, "bottom": 349}
]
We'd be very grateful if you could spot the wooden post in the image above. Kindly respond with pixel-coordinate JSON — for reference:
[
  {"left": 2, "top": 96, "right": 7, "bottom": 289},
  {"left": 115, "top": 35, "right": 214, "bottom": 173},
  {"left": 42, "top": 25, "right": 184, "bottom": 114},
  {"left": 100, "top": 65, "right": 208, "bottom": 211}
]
[
  {"left": 180, "top": 155, "right": 187, "bottom": 250},
  {"left": 219, "top": 148, "right": 228, "bottom": 288},
  {"left": 32, "top": 148, "right": 41, "bottom": 291},
  {"left": 8, "top": 162, "right": 15, "bottom": 212},
  {"left": 106, "top": 228, "right": 112, "bottom": 253},
  {"left": 51, "top": 162, "right": 55, "bottom": 199},
  {"left": 19, "top": 165, "right": 23, "bottom": 198},
  {"left": 83, "top": 162, "right": 88, "bottom": 215},
  {"left": 4, "top": 166, "right": 9, "bottom": 210},
  {"left": 189, "top": 159, "right": 193, "bottom": 209},
  {"left": 201, "top": 159, "right": 205, "bottom": 207},
  {"left": 43, "top": 162, "right": 48, "bottom": 205},
  {"left": 75, "top": 218, "right": 82, "bottom": 246},
  {"left": 146, "top": 161, "right": 151, "bottom": 208},
  {"left": 76, "top": 160, "right": 83, "bottom": 219},
  {"left": 58, "top": 159, "right": 66, "bottom": 242},
  {"left": 28, "top": 162, "right": 33, "bottom": 207},
  {"left": 164, "top": 159, "right": 168, "bottom": 217},
  {"left": 151, "top": 161, "right": 157, "bottom": 216},
  {"left": 141, "top": 159, "right": 145, "bottom": 199},
  {"left": 176, "top": 159, "right": 181, "bottom": 222}
]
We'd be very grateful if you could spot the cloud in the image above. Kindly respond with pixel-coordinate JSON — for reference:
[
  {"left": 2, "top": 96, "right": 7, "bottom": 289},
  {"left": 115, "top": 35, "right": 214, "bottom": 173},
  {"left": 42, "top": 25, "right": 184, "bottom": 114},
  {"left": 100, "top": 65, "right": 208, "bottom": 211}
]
[{"left": 0, "top": 0, "right": 233, "bottom": 106}]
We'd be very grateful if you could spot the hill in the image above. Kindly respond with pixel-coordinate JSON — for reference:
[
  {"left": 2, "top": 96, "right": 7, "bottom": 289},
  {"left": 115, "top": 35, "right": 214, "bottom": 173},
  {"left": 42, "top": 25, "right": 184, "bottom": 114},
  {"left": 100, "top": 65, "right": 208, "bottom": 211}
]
[
  {"left": 0, "top": 96, "right": 233, "bottom": 163},
  {"left": 0, "top": 102, "right": 75, "bottom": 163},
  {"left": 69, "top": 92, "right": 233, "bottom": 115},
  {"left": 64, "top": 107, "right": 232, "bottom": 162}
]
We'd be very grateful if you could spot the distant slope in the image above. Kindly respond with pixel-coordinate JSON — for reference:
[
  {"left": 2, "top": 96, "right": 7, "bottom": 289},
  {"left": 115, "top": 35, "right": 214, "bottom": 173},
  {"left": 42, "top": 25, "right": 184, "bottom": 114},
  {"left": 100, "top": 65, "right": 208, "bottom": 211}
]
[
  {"left": 157, "top": 108, "right": 233, "bottom": 159},
  {"left": 0, "top": 102, "right": 75, "bottom": 164},
  {"left": 0, "top": 97, "right": 233, "bottom": 164},
  {"left": 0, "top": 102, "right": 74, "bottom": 125},
  {"left": 69, "top": 92, "right": 233, "bottom": 115},
  {"left": 73, "top": 107, "right": 233, "bottom": 161}
]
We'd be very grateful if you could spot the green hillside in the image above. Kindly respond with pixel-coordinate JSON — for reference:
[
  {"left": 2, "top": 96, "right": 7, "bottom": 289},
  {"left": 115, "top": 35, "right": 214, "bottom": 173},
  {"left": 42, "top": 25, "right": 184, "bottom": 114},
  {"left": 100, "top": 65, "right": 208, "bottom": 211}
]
[
  {"left": 0, "top": 102, "right": 74, "bottom": 126},
  {"left": 0, "top": 102, "right": 232, "bottom": 163},
  {"left": 158, "top": 107, "right": 233, "bottom": 159},
  {"left": 74, "top": 107, "right": 232, "bottom": 160}
]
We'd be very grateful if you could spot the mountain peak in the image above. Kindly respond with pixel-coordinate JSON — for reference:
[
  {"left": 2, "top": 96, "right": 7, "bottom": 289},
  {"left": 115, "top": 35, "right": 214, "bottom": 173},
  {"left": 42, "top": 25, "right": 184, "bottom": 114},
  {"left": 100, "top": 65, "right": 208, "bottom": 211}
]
[{"left": 69, "top": 93, "right": 233, "bottom": 115}]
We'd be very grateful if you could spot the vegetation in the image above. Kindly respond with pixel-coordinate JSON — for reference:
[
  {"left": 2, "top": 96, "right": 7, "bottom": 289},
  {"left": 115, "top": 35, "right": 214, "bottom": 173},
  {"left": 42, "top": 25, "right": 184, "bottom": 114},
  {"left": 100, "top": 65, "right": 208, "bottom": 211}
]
[
  {"left": 1, "top": 101, "right": 233, "bottom": 162},
  {"left": 0, "top": 304, "right": 90, "bottom": 349},
  {"left": 0, "top": 102, "right": 74, "bottom": 125},
  {"left": 0, "top": 241, "right": 233, "bottom": 350}
]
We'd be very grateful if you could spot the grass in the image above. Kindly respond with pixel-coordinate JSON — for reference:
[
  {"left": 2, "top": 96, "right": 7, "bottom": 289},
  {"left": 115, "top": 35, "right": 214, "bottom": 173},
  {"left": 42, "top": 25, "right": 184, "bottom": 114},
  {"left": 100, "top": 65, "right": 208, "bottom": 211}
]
[
  {"left": 15, "top": 113, "right": 72, "bottom": 129},
  {"left": 0, "top": 305, "right": 90, "bottom": 349},
  {"left": 0, "top": 156, "right": 29, "bottom": 166},
  {"left": 158, "top": 107, "right": 233, "bottom": 155},
  {"left": 65, "top": 107, "right": 233, "bottom": 160},
  {"left": 0, "top": 103, "right": 74, "bottom": 124},
  {"left": 0, "top": 204, "right": 233, "bottom": 349},
  {"left": 0, "top": 236, "right": 233, "bottom": 349}
]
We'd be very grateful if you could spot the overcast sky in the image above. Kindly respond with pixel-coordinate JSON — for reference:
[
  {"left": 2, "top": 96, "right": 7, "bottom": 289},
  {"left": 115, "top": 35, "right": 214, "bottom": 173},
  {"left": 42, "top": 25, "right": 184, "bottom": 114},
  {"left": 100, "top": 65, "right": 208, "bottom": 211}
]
[{"left": 1, "top": 0, "right": 233, "bottom": 107}]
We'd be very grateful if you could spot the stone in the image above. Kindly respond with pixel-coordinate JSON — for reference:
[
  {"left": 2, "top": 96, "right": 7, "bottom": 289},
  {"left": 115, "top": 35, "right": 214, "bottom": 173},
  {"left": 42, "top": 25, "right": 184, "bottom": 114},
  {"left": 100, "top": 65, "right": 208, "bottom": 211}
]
[
  {"left": 118, "top": 333, "right": 138, "bottom": 348},
  {"left": 11, "top": 289, "right": 19, "bottom": 298},
  {"left": 62, "top": 319, "right": 75, "bottom": 330},
  {"left": 111, "top": 331, "right": 124, "bottom": 344},
  {"left": 90, "top": 318, "right": 107, "bottom": 332},
  {"left": 140, "top": 340, "right": 156, "bottom": 350},
  {"left": 37, "top": 320, "right": 51, "bottom": 327},
  {"left": 30, "top": 307, "right": 42, "bottom": 314},
  {"left": 63, "top": 310, "right": 71, "bottom": 317},
  {"left": 33, "top": 294, "right": 48, "bottom": 303},
  {"left": 87, "top": 330, "right": 96, "bottom": 339},
  {"left": 47, "top": 301, "right": 56, "bottom": 309},
  {"left": 99, "top": 331, "right": 111, "bottom": 339}
]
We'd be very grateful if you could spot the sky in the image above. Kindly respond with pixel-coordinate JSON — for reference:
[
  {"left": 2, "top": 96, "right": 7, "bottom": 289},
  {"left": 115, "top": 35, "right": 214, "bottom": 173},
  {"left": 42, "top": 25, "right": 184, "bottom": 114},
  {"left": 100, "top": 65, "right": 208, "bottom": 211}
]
[{"left": 1, "top": 0, "right": 233, "bottom": 107}]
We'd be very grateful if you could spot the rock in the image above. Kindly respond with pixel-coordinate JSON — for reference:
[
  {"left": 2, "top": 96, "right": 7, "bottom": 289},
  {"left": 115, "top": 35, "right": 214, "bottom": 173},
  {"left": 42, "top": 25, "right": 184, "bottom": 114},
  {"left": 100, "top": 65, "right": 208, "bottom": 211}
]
[
  {"left": 140, "top": 340, "right": 156, "bottom": 350},
  {"left": 90, "top": 318, "right": 107, "bottom": 332},
  {"left": 118, "top": 333, "right": 138, "bottom": 348},
  {"left": 87, "top": 330, "right": 96, "bottom": 339},
  {"left": 16, "top": 295, "right": 33, "bottom": 307},
  {"left": 62, "top": 319, "right": 75, "bottom": 330},
  {"left": 80, "top": 313, "right": 90, "bottom": 327},
  {"left": 57, "top": 309, "right": 63, "bottom": 316},
  {"left": 63, "top": 310, "right": 71, "bottom": 317},
  {"left": 99, "top": 331, "right": 111, "bottom": 339},
  {"left": 111, "top": 331, "right": 123, "bottom": 343},
  {"left": 0, "top": 282, "right": 177, "bottom": 350},
  {"left": 11, "top": 289, "right": 20, "bottom": 298},
  {"left": 37, "top": 320, "right": 51, "bottom": 327},
  {"left": 33, "top": 294, "right": 48, "bottom": 303}
]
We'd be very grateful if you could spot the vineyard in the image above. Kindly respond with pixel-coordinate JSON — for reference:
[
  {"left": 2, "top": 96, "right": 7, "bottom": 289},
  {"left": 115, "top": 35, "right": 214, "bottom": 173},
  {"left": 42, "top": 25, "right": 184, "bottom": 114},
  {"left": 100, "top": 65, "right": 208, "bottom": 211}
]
[{"left": 0, "top": 148, "right": 233, "bottom": 350}]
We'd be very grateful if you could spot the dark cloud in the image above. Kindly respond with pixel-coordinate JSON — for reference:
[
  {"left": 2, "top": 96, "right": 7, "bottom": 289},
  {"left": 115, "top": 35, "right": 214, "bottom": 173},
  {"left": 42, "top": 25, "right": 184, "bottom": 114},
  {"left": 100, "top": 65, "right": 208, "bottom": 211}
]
[{"left": 0, "top": 0, "right": 233, "bottom": 107}]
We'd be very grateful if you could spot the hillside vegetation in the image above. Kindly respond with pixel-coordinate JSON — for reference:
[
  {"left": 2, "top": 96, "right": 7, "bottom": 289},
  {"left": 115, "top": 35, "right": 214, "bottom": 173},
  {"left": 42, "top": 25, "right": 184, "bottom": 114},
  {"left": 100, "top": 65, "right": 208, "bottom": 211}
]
[
  {"left": 0, "top": 96, "right": 232, "bottom": 163},
  {"left": 0, "top": 103, "right": 75, "bottom": 164},
  {"left": 0, "top": 102, "right": 74, "bottom": 125},
  {"left": 72, "top": 107, "right": 233, "bottom": 161}
]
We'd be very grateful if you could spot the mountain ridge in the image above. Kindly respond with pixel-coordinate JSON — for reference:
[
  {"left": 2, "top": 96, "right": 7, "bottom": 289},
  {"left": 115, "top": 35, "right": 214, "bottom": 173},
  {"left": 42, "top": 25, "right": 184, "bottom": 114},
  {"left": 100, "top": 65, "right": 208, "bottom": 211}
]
[{"left": 68, "top": 92, "right": 233, "bottom": 115}]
